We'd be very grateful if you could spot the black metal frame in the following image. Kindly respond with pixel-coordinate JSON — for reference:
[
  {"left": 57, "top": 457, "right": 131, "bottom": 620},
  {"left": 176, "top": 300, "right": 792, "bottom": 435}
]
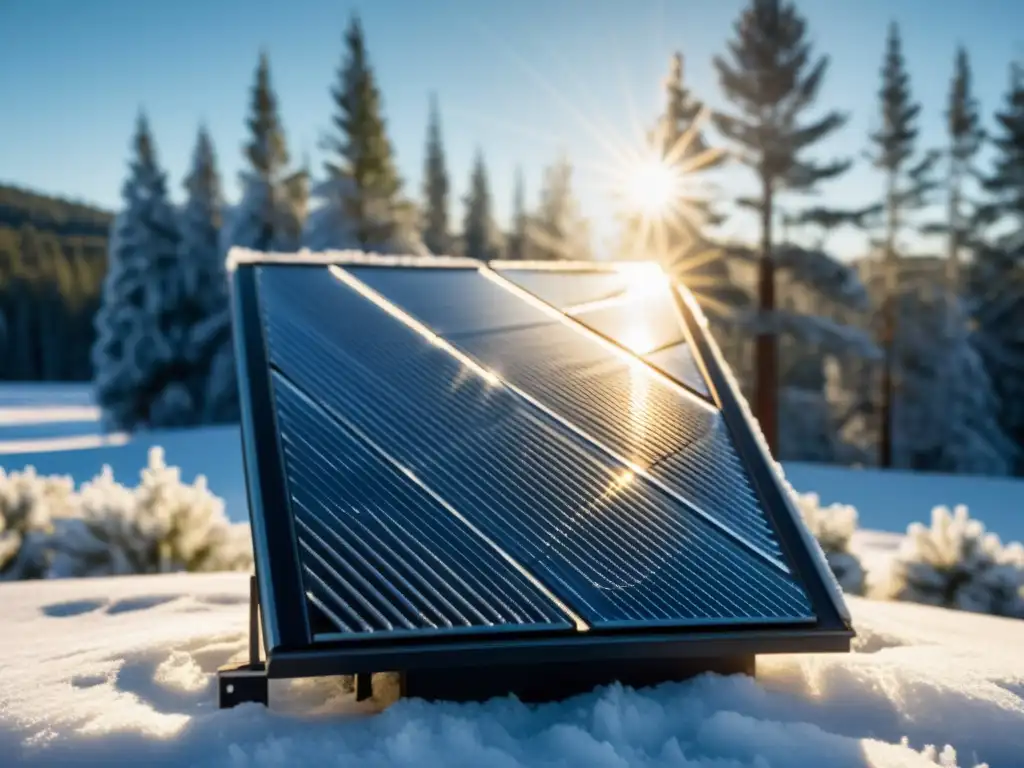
[{"left": 219, "top": 256, "right": 854, "bottom": 710}]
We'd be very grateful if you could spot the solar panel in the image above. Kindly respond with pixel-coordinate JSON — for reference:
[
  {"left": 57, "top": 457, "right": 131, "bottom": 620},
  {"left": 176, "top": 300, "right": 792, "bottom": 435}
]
[
  {"left": 222, "top": 252, "right": 853, "bottom": 707},
  {"left": 348, "top": 266, "right": 785, "bottom": 562},
  {"left": 258, "top": 265, "right": 813, "bottom": 628},
  {"left": 643, "top": 342, "right": 711, "bottom": 398}
]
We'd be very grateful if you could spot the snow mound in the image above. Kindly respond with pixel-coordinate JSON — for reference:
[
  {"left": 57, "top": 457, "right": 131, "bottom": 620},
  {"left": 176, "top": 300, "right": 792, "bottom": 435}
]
[{"left": 1, "top": 572, "right": 1020, "bottom": 767}]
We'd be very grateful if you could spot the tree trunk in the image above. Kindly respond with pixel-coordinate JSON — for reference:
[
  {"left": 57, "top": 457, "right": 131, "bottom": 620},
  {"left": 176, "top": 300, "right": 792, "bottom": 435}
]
[{"left": 756, "top": 175, "right": 778, "bottom": 455}]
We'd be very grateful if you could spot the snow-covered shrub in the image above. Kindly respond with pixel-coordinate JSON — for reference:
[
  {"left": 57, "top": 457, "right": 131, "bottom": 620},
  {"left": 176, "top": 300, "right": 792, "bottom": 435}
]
[
  {"left": 790, "top": 490, "right": 867, "bottom": 595},
  {"left": 48, "top": 447, "right": 252, "bottom": 578},
  {"left": 0, "top": 468, "right": 74, "bottom": 580},
  {"left": 885, "top": 505, "right": 1024, "bottom": 618}
]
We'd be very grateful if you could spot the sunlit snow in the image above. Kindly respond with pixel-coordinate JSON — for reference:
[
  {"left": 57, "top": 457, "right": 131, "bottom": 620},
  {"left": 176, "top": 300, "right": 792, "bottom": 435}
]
[{"left": 0, "top": 572, "right": 1020, "bottom": 767}]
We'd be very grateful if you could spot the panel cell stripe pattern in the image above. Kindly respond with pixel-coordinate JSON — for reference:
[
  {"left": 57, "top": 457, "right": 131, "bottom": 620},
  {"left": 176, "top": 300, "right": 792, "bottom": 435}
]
[
  {"left": 273, "top": 370, "right": 575, "bottom": 640},
  {"left": 352, "top": 267, "right": 785, "bottom": 563},
  {"left": 258, "top": 265, "right": 815, "bottom": 629}
]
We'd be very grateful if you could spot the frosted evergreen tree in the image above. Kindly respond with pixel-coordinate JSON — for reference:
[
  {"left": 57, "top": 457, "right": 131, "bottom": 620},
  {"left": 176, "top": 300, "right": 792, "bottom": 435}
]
[
  {"left": 505, "top": 167, "right": 528, "bottom": 260},
  {"left": 225, "top": 51, "right": 306, "bottom": 253},
  {"left": 972, "top": 63, "right": 1024, "bottom": 474},
  {"left": 714, "top": 0, "right": 850, "bottom": 455},
  {"left": 180, "top": 126, "right": 238, "bottom": 424},
  {"left": 462, "top": 150, "right": 501, "bottom": 261},
  {"left": 305, "top": 14, "right": 422, "bottom": 254},
  {"left": 93, "top": 113, "right": 200, "bottom": 430},
  {"left": 421, "top": 94, "right": 451, "bottom": 255},
  {"left": 916, "top": 50, "right": 1014, "bottom": 475},
  {"left": 530, "top": 154, "right": 591, "bottom": 261},
  {"left": 866, "top": 23, "right": 940, "bottom": 468}
]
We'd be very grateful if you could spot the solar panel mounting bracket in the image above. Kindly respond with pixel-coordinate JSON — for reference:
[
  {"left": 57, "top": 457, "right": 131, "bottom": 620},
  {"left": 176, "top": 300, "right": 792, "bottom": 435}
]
[{"left": 217, "top": 574, "right": 270, "bottom": 709}]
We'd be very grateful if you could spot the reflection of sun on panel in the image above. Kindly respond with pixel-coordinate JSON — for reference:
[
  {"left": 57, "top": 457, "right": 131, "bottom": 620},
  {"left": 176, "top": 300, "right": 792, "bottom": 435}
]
[{"left": 628, "top": 358, "right": 652, "bottom": 461}]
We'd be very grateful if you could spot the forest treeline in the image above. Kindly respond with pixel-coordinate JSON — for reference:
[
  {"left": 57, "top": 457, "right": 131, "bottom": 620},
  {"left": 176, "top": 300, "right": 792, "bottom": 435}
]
[
  {"left": 8, "top": 0, "right": 1024, "bottom": 478},
  {"left": 0, "top": 185, "right": 110, "bottom": 381}
]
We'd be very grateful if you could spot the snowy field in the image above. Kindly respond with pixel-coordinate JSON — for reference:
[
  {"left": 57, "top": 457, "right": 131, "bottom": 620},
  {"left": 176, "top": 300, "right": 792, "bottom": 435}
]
[
  {"left": 2, "top": 383, "right": 1024, "bottom": 766},
  {"left": 1, "top": 571, "right": 1021, "bottom": 767}
]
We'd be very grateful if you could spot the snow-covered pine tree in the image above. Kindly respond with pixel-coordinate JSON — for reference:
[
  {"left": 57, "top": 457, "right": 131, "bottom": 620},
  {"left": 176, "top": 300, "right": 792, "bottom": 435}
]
[
  {"left": 972, "top": 63, "right": 1024, "bottom": 475},
  {"left": 179, "top": 126, "right": 238, "bottom": 425},
  {"left": 305, "top": 14, "right": 422, "bottom": 254},
  {"left": 529, "top": 154, "right": 591, "bottom": 261},
  {"left": 225, "top": 51, "right": 306, "bottom": 253},
  {"left": 505, "top": 168, "right": 528, "bottom": 260},
  {"left": 93, "top": 113, "right": 205, "bottom": 430},
  {"left": 462, "top": 150, "right": 501, "bottom": 261},
  {"left": 421, "top": 94, "right": 451, "bottom": 256},
  {"left": 714, "top": 0, "right": 850, "bottom": 456},
  {"left": 866, "top": 23, "right": 940, "bottom": 468},
  {"left": 917, "top": 50, "right": 1015, "bottom": 476}
]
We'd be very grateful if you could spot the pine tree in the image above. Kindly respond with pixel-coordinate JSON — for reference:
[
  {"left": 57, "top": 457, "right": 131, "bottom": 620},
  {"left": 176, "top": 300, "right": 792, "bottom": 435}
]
[
  {"left": 867, "top": 23, "right": 940, "bottom": 468},
  {"left": 421, "top": 94, "right": 451, "bottom": 255},
  {"left": 179, "top": 126, "right": 238, "bottom": 424},
  {"left": 226, "top": 51, "right": 305, "bottom": 253},
  {"left": 714, "top": 0, "right": 850, "bottom": 455},
  {"left": 505, "top": 167, "right": 528, "bottom": 260},
  {"left": 305, "top": 14, "right": 421, "bottom": 253},
  {"left": 972, "top": 63, "right": 1024, "bottom": 473},
  {"left": 531, "top": 154, "right": 591, "bottom": 261},
  {"left": 461, "top": 150, "right": 500, "bottom": 261},
  {"left": 92, "top": 113, "right": 199, "bottom": 430}
]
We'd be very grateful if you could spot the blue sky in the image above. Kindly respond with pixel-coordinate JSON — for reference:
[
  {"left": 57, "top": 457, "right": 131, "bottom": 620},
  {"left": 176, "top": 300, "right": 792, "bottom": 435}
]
[{"left": 2, "top": 0, "right": 1023, "bottom": 258}]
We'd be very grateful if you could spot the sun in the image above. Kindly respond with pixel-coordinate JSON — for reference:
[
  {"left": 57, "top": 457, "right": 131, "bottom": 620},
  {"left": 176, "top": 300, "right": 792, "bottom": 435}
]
[{"left": 624, "top": 157, "right": 681, "bottom": 218}]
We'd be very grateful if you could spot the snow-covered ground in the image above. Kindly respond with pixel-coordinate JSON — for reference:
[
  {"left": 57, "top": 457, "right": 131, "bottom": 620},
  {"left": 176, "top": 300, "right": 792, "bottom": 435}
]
[
  {"left": 2, "top": 383, "right": 1023, "bottom": 765},
  {"left": 1, "top": 571, "right": 1021, "bottom": 767}
]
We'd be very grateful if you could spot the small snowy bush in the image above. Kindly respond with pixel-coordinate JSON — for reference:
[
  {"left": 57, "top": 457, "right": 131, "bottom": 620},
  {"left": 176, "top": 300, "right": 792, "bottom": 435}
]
[
  {"left": 885, "top": 505, "right": 1024, "bottom": 618},
  {"left": 50, "top": 447, "right": 253, "bottom": 578},
  {"left": 0, "top": 468, "right": 74, "bottom": 580},
  {"left": 790, "top": 490, "right": 867, "bottom": 596},
  {"left": 0, "top": 448, "right": 252, "bottom": 580}
]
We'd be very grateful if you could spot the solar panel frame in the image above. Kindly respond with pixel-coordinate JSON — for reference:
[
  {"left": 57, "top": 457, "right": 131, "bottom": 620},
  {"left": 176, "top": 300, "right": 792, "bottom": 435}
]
[{"left": 227, "top": 253, "right": 853, "bottom": 674}]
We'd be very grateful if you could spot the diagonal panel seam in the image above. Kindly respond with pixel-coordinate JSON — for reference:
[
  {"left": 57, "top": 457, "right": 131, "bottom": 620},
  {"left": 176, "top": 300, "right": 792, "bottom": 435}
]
[
  {"left": 271, "top": 365, "right": 592, "bottom": 633},
  {"left": 449, "top": 266, "right": 792, "bottom": 577}
]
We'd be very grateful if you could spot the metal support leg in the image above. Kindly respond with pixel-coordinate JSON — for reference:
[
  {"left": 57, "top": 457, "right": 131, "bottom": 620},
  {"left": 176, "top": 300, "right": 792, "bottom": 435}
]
[
  {"left": 355, "top": 673, "right": 373, "bottom": 702},
  {"left": 217, "top": 574, "right": 269, "bottom": 708}
]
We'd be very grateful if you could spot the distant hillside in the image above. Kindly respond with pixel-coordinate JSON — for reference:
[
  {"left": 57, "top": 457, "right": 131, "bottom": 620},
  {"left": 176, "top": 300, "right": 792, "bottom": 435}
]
[
  {"left": 0, "top": 183, "right": 113, "bottom": 240},
  {"left": 0, "top": 184, "right": 111, "bottom": 382}
]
